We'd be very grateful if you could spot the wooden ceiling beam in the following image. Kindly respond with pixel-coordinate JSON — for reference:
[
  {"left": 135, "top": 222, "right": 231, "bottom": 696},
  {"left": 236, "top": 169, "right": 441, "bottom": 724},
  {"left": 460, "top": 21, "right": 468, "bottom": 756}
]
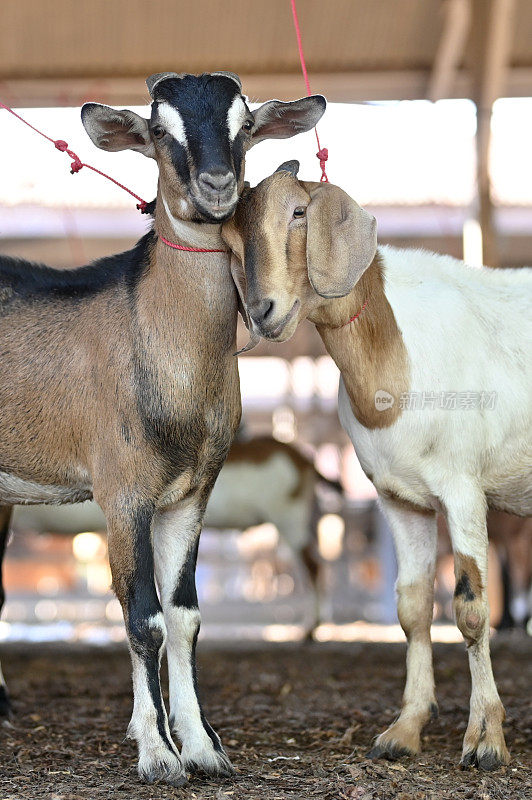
[{"left": 3, "top": 67, "right": 532, "bottom": 109}]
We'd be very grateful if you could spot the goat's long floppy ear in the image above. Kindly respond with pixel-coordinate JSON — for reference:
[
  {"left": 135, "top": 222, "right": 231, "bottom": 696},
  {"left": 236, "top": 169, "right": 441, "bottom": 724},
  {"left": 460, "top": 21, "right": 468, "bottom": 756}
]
[
  {"left": 229, "top": 252, "right": 260, "bottom": 354},
  {"left": 306, "top": 184, "right": 377, "bottom": 298},
  {"left": 249, "top": 95, "right": 326, "bottom": 148},
  {"left": 81, "top": 103, "right": 155, "bottom": 158}
]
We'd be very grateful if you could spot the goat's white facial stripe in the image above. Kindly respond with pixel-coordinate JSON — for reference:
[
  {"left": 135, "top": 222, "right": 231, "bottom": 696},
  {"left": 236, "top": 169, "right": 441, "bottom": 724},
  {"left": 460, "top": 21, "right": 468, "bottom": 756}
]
[
  {"left": 156, "top": 102, "right": 188, "bottom": 147},
  {"left": 227, "top": 96, "right": 246, "bottom": 141}
]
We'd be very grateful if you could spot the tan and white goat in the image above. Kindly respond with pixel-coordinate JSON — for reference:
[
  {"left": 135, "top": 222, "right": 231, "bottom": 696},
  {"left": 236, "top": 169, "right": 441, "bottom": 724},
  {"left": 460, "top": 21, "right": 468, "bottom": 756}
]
[
  {"left": 0, "top": 82, "right": 325, "bottom": 788},
  {"left": 222, "top": 161, "right": 532, "bottom": 771}
]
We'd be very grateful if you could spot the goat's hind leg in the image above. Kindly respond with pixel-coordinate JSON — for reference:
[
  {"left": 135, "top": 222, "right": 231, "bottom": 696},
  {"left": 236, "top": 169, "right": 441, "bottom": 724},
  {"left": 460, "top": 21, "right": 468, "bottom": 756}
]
[
  {"left": 368, "top": 498, "right": 438, "bottom": 761},
  {"left": 153, "top": 500, "right": 233, "bottom": 777},
  {"left": 0, "top": 505, "right": 13, "bottom": 717},
  {"left": 445, "top": 486, "right": 509, "bottom": 770},
  {"left": 100, "top": 496, "right": 187, "bottom": 788}
]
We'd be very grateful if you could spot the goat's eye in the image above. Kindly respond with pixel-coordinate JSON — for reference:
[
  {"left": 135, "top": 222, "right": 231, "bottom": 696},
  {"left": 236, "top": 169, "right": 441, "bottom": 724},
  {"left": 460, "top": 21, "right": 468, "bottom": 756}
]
[
  {"left": 242, "top": 119, "right": 254, "bottom": 132},
  {"left": 152, "top": 125, "right": 166, "bottom": 140},
  {"left": 293, "top": 206, "right": 306, "bottom": 218}
]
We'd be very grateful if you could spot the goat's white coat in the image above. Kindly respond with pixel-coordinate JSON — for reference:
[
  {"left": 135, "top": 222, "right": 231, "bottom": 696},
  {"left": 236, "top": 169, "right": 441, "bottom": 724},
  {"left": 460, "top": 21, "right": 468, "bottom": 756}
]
[{"left": 338, "top": 245, "right": 532, "bottom": 521}]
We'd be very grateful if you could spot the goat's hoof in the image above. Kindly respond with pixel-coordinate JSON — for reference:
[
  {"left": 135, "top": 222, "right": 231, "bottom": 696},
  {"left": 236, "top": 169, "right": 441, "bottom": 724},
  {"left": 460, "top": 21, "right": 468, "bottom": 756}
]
[
  {"left": 367, "top": 719, "right": 421, "bottom": 762},
  {"left": 460, "top": 711, "right": 510, "bottom": 771},
  {"left": 183, "top": 746, "right": 234, "bottom": 778},
  {"left": 460, "top": 745, "right": 510, "bottom": 772},
  {"left": 367, "top": 742, "right": 413, "bottom": 762},
  {"left": 138, "top": 750, "right": 187, "bottom": 787}
]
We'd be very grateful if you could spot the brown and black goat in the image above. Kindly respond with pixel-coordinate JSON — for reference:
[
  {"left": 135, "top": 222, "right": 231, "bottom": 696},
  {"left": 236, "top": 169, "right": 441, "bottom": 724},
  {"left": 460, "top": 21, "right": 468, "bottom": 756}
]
[{"left": 0, "top": 73, "right": 325, "bottom": 787}]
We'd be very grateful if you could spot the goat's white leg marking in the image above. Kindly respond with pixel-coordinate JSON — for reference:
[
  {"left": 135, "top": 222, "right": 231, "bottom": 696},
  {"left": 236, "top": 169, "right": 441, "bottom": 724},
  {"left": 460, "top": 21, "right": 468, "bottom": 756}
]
[
  {"left": 443, "top": 484, "right": 509, "bottom": 770},
  {"left": 153, "top": 502, "right": 233, "bottom": 776},
  {"left": 369, "top": 497, "right": 437, "bottom": 759},
  {"left": 127, "top": 617, "right": 185, "bottom": 786},
  {"left": 103, "top": 501, "right": 186, "bottom": 787}
]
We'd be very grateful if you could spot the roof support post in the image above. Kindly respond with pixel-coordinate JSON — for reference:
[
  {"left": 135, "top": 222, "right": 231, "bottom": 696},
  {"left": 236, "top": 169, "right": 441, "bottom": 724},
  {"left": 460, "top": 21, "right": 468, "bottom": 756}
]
[{"left": 471, "top": 0, "right": 516, "bottom": 266}]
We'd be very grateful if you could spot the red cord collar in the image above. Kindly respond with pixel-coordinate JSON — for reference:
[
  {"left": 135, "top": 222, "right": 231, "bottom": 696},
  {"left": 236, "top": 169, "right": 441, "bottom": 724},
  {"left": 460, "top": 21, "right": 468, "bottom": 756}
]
[
  {"left": 159, "top": 234, "right": 228, "bottom": 254},
  {"left": 329, "top": 300, "right": 368, "bottom": 329}
]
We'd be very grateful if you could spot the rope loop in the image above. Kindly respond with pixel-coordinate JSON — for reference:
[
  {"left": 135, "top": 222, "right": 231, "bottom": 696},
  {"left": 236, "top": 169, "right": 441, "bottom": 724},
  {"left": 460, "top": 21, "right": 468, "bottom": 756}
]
[
  {"left": 0, "top": 100, "right": 148, "bottom": 212},
  {"left": 316, "top": 147, "right": 329, "bottom": 182},
  {"left": 290, "top": 0, "right": 329, "bottom": 183}
]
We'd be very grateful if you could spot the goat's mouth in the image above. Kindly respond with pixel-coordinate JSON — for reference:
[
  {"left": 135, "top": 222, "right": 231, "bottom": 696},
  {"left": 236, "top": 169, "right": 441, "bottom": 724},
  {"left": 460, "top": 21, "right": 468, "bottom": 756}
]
[
  {"left": 189, "top": 185, "right": 238, "bottom": 222},
  {"left": 257, "top": 299, "right": 301, "bottom": 341}
]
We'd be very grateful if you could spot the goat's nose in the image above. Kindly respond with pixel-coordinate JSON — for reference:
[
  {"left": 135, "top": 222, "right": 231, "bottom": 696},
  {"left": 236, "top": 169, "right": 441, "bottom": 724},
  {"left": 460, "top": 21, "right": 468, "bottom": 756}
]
[
  {"left": 249, "top": 298, "right": 275, "bottom": 326},
  {"left": 198, "top": 170, "right": 234, "bottom": 193}
]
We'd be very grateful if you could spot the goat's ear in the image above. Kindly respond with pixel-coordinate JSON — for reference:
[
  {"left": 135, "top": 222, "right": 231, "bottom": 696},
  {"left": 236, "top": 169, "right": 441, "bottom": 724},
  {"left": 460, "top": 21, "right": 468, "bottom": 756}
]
[
  {"left": 229, "top": 252, "right": 260, "bottom": 354},
  {"left": 306, "top": 184, "right": 377, "bottom": 298},
  {"left": 249, "top": 95, "right": 326, "bottom": 148},
  {"left": 81, "top": 103, "right": 155, "bottom": 158}
]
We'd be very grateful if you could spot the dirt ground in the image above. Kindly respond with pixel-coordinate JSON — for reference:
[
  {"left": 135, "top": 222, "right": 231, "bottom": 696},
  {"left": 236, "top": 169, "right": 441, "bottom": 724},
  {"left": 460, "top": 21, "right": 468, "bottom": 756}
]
[{"left": 0, "top": 635, "right": 530, "bottom": 800}]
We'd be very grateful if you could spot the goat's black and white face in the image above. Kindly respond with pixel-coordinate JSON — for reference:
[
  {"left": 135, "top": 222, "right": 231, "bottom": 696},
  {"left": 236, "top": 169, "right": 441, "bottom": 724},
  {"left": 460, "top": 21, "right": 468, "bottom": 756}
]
[{"left": 81, "top": 72, "right": 326, "bottom": 223}]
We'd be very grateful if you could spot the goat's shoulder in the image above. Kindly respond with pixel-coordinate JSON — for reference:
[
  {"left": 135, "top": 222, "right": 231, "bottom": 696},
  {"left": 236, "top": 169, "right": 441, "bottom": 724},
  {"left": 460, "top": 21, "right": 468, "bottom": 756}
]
[{"left": 0, "top": 229, "right": 156, "bottom": 304}]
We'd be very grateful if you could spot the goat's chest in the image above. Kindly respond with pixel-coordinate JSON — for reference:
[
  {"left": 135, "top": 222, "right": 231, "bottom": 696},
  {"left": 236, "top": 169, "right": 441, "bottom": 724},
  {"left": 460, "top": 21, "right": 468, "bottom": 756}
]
[
  {"left": 337, "top": 377, "right": 447, "bottom": 511},
  {"left": 134, "top": 350, "right": 241, "bottom": 489}
]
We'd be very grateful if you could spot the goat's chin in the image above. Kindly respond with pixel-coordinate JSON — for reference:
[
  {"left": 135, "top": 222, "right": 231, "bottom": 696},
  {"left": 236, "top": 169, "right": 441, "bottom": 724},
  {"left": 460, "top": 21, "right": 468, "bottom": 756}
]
[
  {"left": 261, "top": 319, "right": 299, "bottom": 343},
  {"left": 190, "top": 194, "right": 238, "bottom": 223}
]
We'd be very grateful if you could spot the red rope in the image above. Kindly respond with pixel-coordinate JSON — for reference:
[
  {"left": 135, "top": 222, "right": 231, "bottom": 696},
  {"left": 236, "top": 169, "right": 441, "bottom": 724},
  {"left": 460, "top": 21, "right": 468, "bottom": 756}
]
[
  {"left": 289, "top": 0, "right": 329, "bottom": 182},
  {"left": 159, "top": 234, "right": 227, "bottom": 254},
  {"left": 330, "top": 300, "right": 368, "bottom": 330},
  {"left": 0, "top": 100, "right": 148, "bottom": 212}
]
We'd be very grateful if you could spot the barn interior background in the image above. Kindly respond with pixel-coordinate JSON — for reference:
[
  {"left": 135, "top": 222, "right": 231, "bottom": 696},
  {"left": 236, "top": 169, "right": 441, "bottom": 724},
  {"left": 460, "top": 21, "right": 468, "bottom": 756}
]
[{"left": 0, "top": 0, "right": 531, "bottom": 646}]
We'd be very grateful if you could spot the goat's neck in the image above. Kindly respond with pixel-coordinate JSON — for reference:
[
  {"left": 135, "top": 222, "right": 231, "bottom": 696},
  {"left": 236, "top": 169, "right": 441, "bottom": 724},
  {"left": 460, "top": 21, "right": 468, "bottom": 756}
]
[
  {"left": 156, "top": 191, "right": 226, "bottom": 251},
  {"left": 311, "top": 251, "right": 410, "bottom": 429},
  {"left": 136, "top": 189, "right": 237, "bottom": 359}
]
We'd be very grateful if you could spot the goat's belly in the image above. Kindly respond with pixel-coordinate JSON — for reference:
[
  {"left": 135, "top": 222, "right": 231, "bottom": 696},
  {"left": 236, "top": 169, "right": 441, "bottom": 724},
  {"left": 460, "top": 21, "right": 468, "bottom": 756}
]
[
  {"left": 0, "top": 471, "right": 92, "bottom": 506},
  {"left": 485, "top": 471, "right": 532, "bottom": 517},
  {"left": 483, "top": 436, "right": 532, "bottom": 515}
]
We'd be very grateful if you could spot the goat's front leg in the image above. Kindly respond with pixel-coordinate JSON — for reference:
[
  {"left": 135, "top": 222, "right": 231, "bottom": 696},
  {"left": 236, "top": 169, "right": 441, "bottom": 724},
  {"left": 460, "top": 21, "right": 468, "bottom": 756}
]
[
  {"left": 368, "top": 498, "right": 438, "bottom": 760},
  {"left": 444, "top": 486, "right": 510, "bottom": 770},
  {"left": 102, "top": 499, "right": 186, "bottom": 788},
  {"left": 153, "top": 500, "right": 233, "bottom": 777}
]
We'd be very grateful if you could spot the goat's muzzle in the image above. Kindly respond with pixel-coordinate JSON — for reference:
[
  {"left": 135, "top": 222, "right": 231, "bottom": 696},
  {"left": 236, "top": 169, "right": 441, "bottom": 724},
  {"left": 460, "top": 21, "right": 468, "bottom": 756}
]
[
  {"left": 250, "top": 298, "right": 301, "bottom": 341},
  {"left": 190, "top": 171, "right": 238, "bottom": 221}
]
